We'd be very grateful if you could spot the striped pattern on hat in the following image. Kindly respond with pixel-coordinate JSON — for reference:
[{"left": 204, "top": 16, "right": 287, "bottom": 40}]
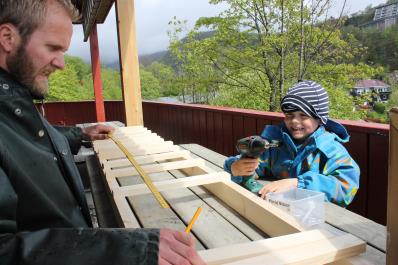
[{"left": 280, "top": 80, "right": 329, "bottom": 124}]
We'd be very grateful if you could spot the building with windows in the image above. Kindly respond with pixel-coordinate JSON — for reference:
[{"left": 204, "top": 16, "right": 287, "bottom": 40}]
[
  {"left": 362, "top": 2, "right": 398, "bottom": 30},
  {"left": 351, "top": 79, "right": 392, "bottom": 102}
]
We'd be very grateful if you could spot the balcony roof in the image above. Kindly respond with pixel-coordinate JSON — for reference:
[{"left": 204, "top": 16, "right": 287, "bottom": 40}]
[{"left": 72, "top": 0, "right": 114, "bottom": 41}]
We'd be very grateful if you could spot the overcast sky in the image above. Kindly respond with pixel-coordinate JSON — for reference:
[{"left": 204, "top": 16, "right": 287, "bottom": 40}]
[{"left": 67, "top": 0, "right": 388, "bottom": 63}]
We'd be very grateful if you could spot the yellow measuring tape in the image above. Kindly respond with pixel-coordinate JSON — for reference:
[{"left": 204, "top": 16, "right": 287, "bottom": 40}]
[{"left": 108, "top": 133, "right": 170, "bottom": 208}]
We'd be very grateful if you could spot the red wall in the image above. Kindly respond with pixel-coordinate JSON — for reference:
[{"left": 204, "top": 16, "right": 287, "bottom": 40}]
[{"left": 42, "top": 100, "right": 390, "bottom": 225}]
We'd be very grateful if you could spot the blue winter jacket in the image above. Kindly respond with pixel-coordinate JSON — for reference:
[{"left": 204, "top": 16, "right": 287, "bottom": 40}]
[{"left": 224, "top": 120, "right": 360, "bottom": 207}]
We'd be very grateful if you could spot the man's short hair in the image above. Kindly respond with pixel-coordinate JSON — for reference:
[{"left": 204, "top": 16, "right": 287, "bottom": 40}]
[{"left": 0, "top": 0, "right": 79, "bottom": 42}]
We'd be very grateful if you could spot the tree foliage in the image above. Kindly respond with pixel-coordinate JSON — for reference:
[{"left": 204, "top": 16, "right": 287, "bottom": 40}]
[{"left": 168, "top": 0, "right": 382, "bottom": 120}]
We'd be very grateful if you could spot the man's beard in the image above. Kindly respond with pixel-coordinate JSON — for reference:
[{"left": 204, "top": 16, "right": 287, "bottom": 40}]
[{"left": 6, "top": 45, "right": 49, "bottom": 99}]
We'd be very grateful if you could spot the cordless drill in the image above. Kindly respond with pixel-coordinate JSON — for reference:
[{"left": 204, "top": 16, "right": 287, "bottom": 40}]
[
  {"left": 234, "top": 136, "right": 281, "bottom": 193},
  {"left": 236, "top": 136, "right": 281, "bottom": 158}
]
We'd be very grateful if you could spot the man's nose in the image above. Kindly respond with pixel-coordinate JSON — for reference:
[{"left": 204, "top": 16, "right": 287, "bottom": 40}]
[{"left": 52, "top": 54, "right": 65, "bottom": 69}]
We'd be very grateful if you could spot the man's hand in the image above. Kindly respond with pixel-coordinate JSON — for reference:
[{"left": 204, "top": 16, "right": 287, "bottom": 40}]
[
  {"left": 81, "top": 124, "right": 115, "bottom": 141},
  {"left": 258, "top": 179, "right": 298, "bottom": 199},
  {"left": 158, "top": 229, "right": 206, "bottom": 265},
  {"left": 231, "top": 158, "right": 259, "bottom": 176}
]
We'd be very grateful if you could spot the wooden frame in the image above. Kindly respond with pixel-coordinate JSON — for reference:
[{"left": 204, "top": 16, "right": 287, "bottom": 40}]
[{"left": 92, "top": 126, "right": 365, "bottom": 264}]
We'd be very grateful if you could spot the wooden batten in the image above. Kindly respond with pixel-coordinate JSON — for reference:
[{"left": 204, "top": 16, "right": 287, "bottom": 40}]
[
  {"left": 387, "top": 108, "right": 398, "bottom": 265},
  {"left": 115, "top": 0, "right": 143, "bottom": 126},
  {"left": 93, "top": 126, "right": 366, "bottom": 264}
]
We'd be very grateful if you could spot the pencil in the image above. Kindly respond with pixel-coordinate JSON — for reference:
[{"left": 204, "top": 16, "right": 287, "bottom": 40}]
[{"left": 185, "top": 206, "right": 202, "bottom": 233}]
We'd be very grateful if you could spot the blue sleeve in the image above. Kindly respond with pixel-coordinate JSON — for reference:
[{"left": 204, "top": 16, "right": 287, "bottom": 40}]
[
  {"left": 296, "top": 152, "right": 360, "bottom": 207},
  {"left": 223, "top": 155, "right": 243, "bottom": 184}
]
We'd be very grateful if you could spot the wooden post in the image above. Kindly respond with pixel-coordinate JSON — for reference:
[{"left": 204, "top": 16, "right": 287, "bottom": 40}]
[
  {"left": 387, "top": 108, "right": 398, "bottom": 265},
  {"left": 115, "top": 0, "right": 143, "bottom": 126},
  {"left": 89, "top": 24, "right": 106, "bottom": 122}
]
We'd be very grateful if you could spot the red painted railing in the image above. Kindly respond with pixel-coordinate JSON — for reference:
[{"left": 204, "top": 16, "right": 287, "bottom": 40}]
[{"left": 42, "top": 100, "right": 390, "bottom": 225}]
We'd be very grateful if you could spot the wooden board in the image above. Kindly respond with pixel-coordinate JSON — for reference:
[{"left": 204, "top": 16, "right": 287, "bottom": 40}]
[
  {"left": 387, "top": 108, "right": 398, "bottom": 265},
  {"left": 93, "top": 126, "right": 366, "bottom": 264}
]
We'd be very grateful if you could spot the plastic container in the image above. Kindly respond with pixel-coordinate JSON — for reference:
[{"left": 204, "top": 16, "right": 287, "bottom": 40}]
[{"left": 267, "top": 188, "right": 325, "bottom": 227}]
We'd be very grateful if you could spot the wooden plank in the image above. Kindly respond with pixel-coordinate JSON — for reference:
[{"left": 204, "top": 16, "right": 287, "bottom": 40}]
[
  {"left": 207, "top": 111, "right": 216, "bottom": 151},
  {"left": 115, "top": 0, "right": 142, "bottom": 126},
  {"left": 97, "top": 145, "right": 181, "bottom": 160},
  {"left": 387, "top": 108, "right": 398, "bottom": 265},
  {"left": 368, "top": 132, "right": 389, "bottom": 225},
  {"left": 214, "top": 112, "right": 224, "bottom": 154},
  {"left": 345, "top": 132, "right": 368, "bottom": 216},
  {"left": 168, "top": 154, "right": 267, "bottom": 241},
  {"left": 325, "top": 203, "right": 386, "bottom": 252},
  {"left": 198, "top": 229, "right": 361, "bottom": 265},
  {"left": 118, "top": 172, "right": 251, "bottom": 249},
  {"left": 243, "top": 116, "right": 256, "bottom": 136},
  {"left": 103, "top": 150, "right": 191, "bottom": 168},
  {"left": 222, "top": 233, "right": 365, "bottom": 265},
  {"left": 113, "top": 195, "right": 141, "bottom": 228},
  {"left": 199, "top": 110, "right": 207, "bottom": 147},
  {"left": 115, "top": 172, "right": 230, "bottom": 197},
  {"left": 203, "top": 181, "right": 304, "bottom": 237},
  {"left": 105, "top": 159, "right": 206, "bottom": 178},
  {"left": 222, "top": 113, "right": 234, "bottom": 156}
]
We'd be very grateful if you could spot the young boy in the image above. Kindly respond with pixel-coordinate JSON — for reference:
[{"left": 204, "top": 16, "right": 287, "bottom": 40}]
[{"left": 224, "top": 80, "right": 360, "bottom": 207}]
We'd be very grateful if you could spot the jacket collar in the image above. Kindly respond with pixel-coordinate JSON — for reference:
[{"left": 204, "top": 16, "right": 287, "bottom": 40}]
[
  {"left": 0, "top": 67, "right": 34, "bottom": 98},
  {"left": 261, "top": 121, "right": 350, "bottom": 157}
]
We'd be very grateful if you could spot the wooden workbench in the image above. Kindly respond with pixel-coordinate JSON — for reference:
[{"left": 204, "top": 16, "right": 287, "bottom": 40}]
[{"left": 78, "top": 126, "right": 385, "bottom": 264}]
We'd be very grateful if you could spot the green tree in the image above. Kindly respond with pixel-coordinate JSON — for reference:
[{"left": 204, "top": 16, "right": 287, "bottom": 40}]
[
  {"left": 83, "top": 68, "right": 122, "bottom": 100},
  {"left": 47, "top": 63, "right": 90, "bottom": 101},
  {"left": 140, "top": 69, "right": 161, "bottom": 99},
  {"left": 145, "top": 62, "right": 178, "bottom": 96},
  {"left": 168, "top": 0, "right": 380, "bottom": 119}
]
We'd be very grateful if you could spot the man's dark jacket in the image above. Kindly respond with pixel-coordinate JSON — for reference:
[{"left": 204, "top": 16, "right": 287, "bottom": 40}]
[{"left": 0, "top": 68, "right": 159, "bottom": 265}]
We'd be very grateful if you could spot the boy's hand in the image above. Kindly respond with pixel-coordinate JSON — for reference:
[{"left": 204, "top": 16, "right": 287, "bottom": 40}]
[
  {"left": 231, "top": 158, "right": 259, "bottom": 176},
  {"left": 158, "top": 229, "right": 205, "bottom": 265},
  {"left": 258, "top": 179, "right": 298, "bottom": 199}
]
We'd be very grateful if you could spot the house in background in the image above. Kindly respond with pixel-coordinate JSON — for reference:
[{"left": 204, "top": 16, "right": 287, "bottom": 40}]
[
  {"left": 362, "top": 2, "right": 398, "bottom": 30},
  {"left": 351, "top": 79, "right": 392, "bottom": 103}
]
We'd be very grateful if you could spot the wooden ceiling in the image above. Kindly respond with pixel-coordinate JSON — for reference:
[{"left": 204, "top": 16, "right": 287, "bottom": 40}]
[{"left": 72, "top": 0, "right": 114, "bottom": 41}]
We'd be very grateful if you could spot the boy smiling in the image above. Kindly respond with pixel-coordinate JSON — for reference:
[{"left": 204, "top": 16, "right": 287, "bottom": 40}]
[{"left": 224, "top": 80, "right": 360, "bottom": 207}]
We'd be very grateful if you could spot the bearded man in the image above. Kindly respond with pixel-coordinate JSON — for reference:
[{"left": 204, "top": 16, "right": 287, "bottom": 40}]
[{"left": 0, "top": 1, "right": 204, "bottom": 265}]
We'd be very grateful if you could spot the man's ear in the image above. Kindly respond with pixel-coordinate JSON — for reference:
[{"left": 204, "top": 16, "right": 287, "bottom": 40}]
[{"left": 0, "top": 24, "right": 20, "bottom": 53}]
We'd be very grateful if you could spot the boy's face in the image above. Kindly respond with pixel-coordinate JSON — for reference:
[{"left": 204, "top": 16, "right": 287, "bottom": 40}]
[{"left": 283, "top": 111, "right": 320, "bottom": 141}]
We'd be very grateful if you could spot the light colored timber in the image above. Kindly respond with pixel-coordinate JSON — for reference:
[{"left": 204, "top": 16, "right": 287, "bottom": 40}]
[
  {"left": 114, "top": 172, "right": 230, "bottom": 196},
  {"left": 102, "top": 150, "right": 192, "bottom": 168},
  {"left": 113, "top": 195, "right": 140, "bottom": 228},
  {"left": 222, "top": 233, "right": 365, "bottom": 265},
  {"left": 97, "top": 144, "right": 181, "bottom": 160},
  {"left": 203, "top": 181, "right": 304, "bottom": 237},
  {"left": 104, "top": 158, "right": 206, "bottom": 179},
  {"left": 115, "top": 0, "right": 142, "bottom": 126},
  {"left": 95, "top": 138, "right": 168, "bottom": 152},
  {"left": 198, "top": 229, "right": 361, "bottom": 265}
]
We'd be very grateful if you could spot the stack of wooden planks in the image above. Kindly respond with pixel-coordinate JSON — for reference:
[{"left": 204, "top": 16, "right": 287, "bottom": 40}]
[{"left": 92, "top": 125, "right": 365, "bottom": 264}]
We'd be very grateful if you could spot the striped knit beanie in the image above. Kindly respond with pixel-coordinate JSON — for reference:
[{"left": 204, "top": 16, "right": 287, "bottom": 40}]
[{"left": 280, "top": 80, "right": 329, "bottom": 124}]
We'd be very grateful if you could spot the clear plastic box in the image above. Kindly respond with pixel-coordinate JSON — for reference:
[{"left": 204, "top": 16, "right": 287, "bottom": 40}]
[{"left": 266, "top": 188, "right": 325, "bottom": 227}]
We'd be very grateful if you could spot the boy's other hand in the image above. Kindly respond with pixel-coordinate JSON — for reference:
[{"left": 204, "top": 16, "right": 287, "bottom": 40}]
[
  {"left": 231, "top": 158, "right": 259, "bottom": 176},
  {"left": 258, "top": 179, "right": 298, "bottom": 199},
  {"left": 159, "top": 229, "right": 206, "bottom": 265}
]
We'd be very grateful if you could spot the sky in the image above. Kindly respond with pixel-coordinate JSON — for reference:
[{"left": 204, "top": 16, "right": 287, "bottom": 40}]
[{"left": 67, "top": 0, "right": 388, "bottom": 63}]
